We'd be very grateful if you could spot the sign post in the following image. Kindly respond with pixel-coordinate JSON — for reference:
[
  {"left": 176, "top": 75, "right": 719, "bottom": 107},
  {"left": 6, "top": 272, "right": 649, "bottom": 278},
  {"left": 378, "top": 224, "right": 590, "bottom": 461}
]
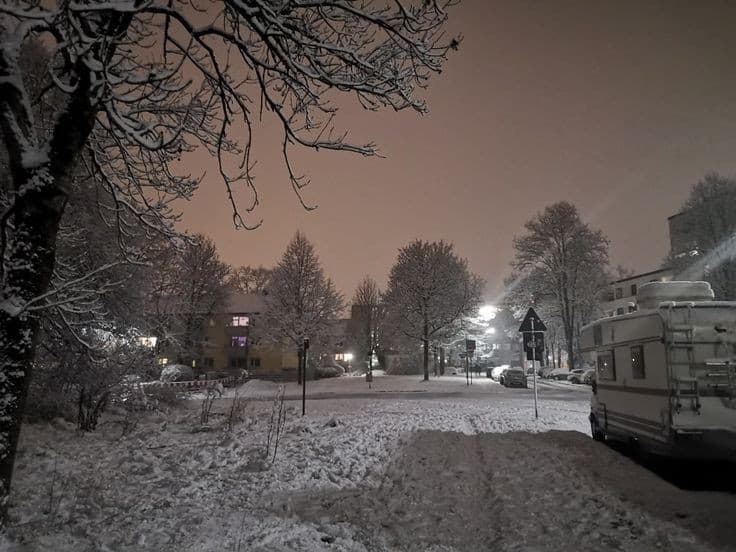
[{"left": 519, "top": 308, "right": 547, "bottom": 419}]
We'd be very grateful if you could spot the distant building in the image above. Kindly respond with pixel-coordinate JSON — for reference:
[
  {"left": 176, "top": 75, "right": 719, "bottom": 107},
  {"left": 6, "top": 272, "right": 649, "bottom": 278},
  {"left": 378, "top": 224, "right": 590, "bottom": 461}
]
[
  {"left": 600, "top": 268, "right": 673, "bottom": 317},
  {"left": 153, "top": 292, "right": 357, "bottom": 380}
]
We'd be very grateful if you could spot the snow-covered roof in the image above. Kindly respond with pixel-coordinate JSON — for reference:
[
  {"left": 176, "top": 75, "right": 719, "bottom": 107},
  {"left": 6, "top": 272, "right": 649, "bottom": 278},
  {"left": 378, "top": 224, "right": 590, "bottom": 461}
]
[{"left": 223, "top": 292, "right": 267, "bottom": 314}]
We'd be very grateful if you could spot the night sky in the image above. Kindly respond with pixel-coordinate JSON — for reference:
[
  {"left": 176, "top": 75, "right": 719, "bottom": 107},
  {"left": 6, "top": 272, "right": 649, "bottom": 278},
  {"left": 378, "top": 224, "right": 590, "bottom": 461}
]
[{"left": 180, "top": 0, "right": 736, "bottom": 303}]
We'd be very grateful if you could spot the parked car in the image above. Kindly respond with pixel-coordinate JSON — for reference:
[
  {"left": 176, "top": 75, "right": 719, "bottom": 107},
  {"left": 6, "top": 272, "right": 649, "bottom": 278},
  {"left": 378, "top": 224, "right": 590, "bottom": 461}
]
[
  {"left": 491, "top": 365, "right": 510, "bottom": 381},
  {"left": 567, "top": 369, "right": 586, "bottom": 384},
  {"left": 582, "top": 368, "right": 595, "bottom": 385},
  {"left": 547, "top": 368, "right": 570, "bottom": 381},
  {"left": 446, "top": 366, "right": 463, "bottom": 375},
  {"left": 502, "top": 368, "right": 528, "bottom": 388}
]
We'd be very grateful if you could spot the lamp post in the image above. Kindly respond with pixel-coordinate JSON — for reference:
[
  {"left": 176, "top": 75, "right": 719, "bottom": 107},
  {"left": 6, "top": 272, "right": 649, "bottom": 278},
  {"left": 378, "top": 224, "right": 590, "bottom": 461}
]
[{"left": 301, "top": 338, "right": 309, "bottom": 416}]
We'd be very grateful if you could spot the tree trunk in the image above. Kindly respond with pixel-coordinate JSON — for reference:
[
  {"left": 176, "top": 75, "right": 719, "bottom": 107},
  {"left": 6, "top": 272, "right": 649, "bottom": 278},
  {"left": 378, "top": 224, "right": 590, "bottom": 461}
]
[
  {"left": 0, "top": 170, "right": 67, "bottom": 521},
  {"left": 556, "top": 345, "right": 562, "bottom": 371},
  {"left": 0, "top": 56, "right": 98, "bottom": 522},
  {"left": 422, "top": 318, "right": 429, "bottom": 381}
]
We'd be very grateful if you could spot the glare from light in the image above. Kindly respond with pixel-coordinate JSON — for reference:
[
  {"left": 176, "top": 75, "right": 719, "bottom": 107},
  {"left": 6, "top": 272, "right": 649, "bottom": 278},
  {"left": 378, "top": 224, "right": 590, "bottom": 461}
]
[{"left": 478, "top": 305, "right": 497, "bottom": 321}]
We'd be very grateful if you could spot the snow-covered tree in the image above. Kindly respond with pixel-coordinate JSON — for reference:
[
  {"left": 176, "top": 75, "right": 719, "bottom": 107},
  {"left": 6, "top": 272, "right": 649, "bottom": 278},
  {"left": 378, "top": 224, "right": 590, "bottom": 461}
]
[
  {"left": 145, "top": 235, "right": 231, "bottom": 366},
  {"left": 258, "top": 232, "right": 343, "bottom": 379},
  {"left": 228, "top": 266, "right": 273, "bottom": 295},
  {"left": 384, "top": 240, "right": 483, "bottom": 381},
  {"left": 510, "top": 202, "right": 609, "bottom": 371},
  {"left": 350, "top": 276, "right": 384, "bottom": 374},
  {"left": 0, "top": 1, "right": 458, "bottom": 516},
  {"left": 669, "top": 173, "right": 736, "bottom": 300}
]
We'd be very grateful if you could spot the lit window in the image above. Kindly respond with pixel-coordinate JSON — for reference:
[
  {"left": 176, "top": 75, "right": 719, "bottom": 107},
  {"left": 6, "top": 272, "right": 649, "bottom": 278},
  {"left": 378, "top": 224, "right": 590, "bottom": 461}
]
[
  {"left": 231, "top": 336, "right": 247, "bottom": 347},
  {"left": 138, "top": 336, "right": 157, "bottom": 348},
  {"left": 231, "top": 315, "right": 249, "bottom": 327},
  {"left": 158, "top": 357, "right": 168, "bottom": 365},
  {"left": 334, "top": 353, "right": 344, "bottom": 361}
]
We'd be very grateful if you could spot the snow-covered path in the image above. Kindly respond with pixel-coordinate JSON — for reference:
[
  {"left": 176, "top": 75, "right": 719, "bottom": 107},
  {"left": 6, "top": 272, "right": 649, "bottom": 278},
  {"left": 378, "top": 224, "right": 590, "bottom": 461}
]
[{"left": 5, "top": 377, "right": 735, "bottom": 551}]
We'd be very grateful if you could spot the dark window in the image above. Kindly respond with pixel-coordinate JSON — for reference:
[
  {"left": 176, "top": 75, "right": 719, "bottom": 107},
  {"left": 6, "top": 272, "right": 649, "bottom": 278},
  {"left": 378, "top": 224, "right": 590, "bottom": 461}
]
[
  {"left": 631, "top": 346, "right": 645, "bottom": 379},
  {"left": 203, "top": 357, "right": 214, "bottom": 369},
  {"left": 615, "top": 288, "right": 623, "bottom": 299},
  {"left": 231, "top": 336, "right": 247, "bottom": 348},
  {"left": 630, "top": 284, "right": 637, "bottom": 296},
  {"left": 249, "top": 357, "right": 261, "bottom": 368},
  {"left": 597, "top": 351, "right": 616, "bottom": 381},
  {"left": 229, "top": 357, "right": 247, "bottom": 369},
  {"left": 606, "top": 290, "right": 615, "bottom": 302},
  {"left": 616, "top": 307, "right": 624, "bottom": 315}
]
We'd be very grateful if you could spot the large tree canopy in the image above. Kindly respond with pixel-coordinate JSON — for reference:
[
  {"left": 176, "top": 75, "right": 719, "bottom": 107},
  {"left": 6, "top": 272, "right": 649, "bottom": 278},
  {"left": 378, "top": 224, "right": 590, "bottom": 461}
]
[
  {"left": 670, "top": 173, "right": 736, "bottom": 300},
  {"left": 0, "top": 1, "right": 459, "bottom": 520},
  {"left": 384, "top": 240, "right": 483, "bottom": 381},
  {"left": 258, "top": 231, "right": 343, "bottom": 362},
  {"left": 509, "top": 202, "right": 609, "bottom": 371}
]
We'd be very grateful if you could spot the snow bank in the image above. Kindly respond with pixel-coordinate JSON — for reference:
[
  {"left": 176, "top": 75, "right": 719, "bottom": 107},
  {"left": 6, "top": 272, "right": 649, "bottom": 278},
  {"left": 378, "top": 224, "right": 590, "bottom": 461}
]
[{"left": 6, "top": 392, "right": 590, "bottom": 551}]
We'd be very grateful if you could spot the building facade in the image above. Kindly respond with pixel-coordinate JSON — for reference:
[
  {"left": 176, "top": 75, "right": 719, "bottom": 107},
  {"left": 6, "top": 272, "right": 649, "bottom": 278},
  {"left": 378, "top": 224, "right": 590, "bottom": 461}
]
[{"left": 600, "top": 268, "right": 672, "bottom": 317}]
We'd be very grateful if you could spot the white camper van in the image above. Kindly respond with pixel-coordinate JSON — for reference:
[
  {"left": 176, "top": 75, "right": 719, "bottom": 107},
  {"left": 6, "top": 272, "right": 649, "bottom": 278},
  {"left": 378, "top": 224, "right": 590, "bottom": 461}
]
[{"left": 580, "top": 281, "right": 736, "bottom": 460}]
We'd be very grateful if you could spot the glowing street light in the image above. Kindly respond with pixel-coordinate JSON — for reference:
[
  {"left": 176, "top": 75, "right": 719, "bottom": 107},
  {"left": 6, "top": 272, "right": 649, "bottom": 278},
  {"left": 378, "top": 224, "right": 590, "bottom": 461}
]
[{"left": 478, "top": 305, "right": 497, "bottom": 321}]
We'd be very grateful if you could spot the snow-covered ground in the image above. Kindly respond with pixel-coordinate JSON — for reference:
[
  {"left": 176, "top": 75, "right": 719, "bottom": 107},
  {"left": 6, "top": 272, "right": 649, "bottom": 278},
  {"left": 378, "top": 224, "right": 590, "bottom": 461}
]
[{"left": 4, "top": 376, "right": 735, "bottom": 551}]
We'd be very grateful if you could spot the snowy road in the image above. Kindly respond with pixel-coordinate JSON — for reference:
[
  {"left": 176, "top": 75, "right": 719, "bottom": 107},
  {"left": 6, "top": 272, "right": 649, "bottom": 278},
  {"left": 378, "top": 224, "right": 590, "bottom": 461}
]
[{"left": 6, "top": 376, "right": 736, "bottom": 551}]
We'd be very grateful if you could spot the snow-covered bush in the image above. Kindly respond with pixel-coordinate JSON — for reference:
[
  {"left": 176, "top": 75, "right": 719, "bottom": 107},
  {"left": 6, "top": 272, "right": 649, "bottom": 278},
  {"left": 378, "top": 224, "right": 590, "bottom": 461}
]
[
  {"left": 159, "top": 364, "right": 194, "bottom": 382},
  {"left": 314, "top": 364, "right": 345, "bottom": 379},
  {"left": 26, "top": 334, "right": 156, "bottom": 427}
]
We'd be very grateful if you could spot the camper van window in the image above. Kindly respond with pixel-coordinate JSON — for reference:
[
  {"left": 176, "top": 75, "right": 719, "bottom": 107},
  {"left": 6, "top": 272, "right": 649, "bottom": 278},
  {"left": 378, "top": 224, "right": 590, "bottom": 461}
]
[
  {"left": 597, "top": 351, "right": 616, "bottom": 381},
  {"left": 631, "top": 345, "right": 645, "bottom": 379}
]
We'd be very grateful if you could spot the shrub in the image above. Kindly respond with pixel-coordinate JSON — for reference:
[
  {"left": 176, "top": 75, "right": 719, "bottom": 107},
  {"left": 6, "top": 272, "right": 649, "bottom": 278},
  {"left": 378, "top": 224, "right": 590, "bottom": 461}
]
[
  {"left": 314, "top": 364, "right": 344, "bottom": 379},
  {"left": 160, "top": 364, "right": 194, "bottom": 382}
]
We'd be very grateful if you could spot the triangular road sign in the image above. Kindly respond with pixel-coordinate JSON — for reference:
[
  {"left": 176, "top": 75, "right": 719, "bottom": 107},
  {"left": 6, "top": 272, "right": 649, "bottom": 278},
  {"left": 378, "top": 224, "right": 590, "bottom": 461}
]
[{"left": 518, "top": 307, "right": 547, "bottom": 333}]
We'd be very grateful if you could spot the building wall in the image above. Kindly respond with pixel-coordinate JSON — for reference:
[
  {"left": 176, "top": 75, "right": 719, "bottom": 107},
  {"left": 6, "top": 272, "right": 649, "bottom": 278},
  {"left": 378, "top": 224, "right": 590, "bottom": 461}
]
[{"left": 600, "top": 268, "right": 672, "bottom": 317}]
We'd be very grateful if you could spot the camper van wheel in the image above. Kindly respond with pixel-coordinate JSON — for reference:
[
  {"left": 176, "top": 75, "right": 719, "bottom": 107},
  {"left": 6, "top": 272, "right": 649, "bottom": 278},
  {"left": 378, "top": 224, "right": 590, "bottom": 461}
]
[
  {"left": 590, "top": 416, "right": 605, "bottom": 442},
  {"left": 628, "top": 437, "right": 650, "bottom": 464}
]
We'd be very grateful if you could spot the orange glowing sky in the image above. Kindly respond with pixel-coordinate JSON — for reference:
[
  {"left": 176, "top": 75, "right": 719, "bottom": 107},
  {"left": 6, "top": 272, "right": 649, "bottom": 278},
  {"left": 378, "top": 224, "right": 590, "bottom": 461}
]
[{"left": 180, "top": 0, "right": 736, "bottom": 302}]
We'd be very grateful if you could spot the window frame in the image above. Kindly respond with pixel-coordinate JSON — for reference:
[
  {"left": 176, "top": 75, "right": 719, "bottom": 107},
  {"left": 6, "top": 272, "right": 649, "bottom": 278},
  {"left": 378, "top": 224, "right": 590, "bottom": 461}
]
[
  {"left": 631, "top": 345, "right": 645, "bottom": 379},
  {"left": 597, "top": 350, "right": 616, "bottom": 381},
  {"left": 230, "top": 315, "right": 249, "bottom": 327}
]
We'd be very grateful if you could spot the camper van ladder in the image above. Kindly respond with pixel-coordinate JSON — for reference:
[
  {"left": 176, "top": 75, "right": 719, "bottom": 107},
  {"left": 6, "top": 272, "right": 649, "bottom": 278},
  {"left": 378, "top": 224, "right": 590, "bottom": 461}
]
[{"left": 666, "top": 303, "right": 701, "bottom": 414}]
